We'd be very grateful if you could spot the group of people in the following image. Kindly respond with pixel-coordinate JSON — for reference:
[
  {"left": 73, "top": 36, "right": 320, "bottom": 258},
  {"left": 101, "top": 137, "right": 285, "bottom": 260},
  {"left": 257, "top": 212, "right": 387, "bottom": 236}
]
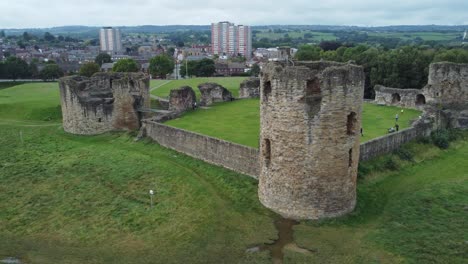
[{"left": 388, "top": 109, "right": 404, "bottom": 133}]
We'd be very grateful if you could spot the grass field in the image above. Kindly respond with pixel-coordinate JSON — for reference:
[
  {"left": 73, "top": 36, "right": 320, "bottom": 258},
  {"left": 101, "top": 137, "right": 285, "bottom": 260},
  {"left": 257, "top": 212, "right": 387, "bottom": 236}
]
[
  {"left": 1, "top": 82, "right": 466, "bottom": 263},
  {"left": 255, "top": 31, "right": 337, "bottom": 42},
  {"left": 166, "top": 100, "right": 421, "bottom": 148},
  {"left": 150, "top": 77, "right": 247, "bottom": 99},
  {"left": 367, "top": 31, "right": 461, "bottom": 41}
]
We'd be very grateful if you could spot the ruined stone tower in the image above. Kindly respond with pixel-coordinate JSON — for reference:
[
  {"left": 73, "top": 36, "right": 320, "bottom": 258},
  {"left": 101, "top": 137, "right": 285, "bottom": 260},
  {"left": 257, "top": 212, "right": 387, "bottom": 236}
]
[
  {"left": 258, "top": 61, "right": 365, "bottom": 220},
  {"left": 59, "top": 72, "right": 150, "bottom": 135}
]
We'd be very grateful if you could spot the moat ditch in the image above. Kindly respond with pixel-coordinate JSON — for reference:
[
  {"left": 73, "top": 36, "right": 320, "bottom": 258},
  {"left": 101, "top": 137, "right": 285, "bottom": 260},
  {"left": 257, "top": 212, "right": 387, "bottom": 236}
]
[{"left": 246, "top": 218, "right": 315, "bottom": 263}]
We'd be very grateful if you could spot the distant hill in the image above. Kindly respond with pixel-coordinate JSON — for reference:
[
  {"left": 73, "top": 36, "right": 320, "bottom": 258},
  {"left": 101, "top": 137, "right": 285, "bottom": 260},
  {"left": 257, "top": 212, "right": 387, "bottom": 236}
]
[{"left": 1, "top": 25, "right": 467, "bottom": 37}]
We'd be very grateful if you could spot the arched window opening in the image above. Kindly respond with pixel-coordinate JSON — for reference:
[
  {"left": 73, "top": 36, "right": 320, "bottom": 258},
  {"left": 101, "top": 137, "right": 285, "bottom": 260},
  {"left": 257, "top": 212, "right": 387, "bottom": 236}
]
[
  {"left": 416, "top": 94, "right": 426, "bottom": 105},
  {"left": 306, "top": 79, "right": 320, "bottom": 96},
  {"left": 348, "top": 148, "right": 353, "bottom": 167},
  {"left": 263, "top": 138, "right": 271, "bottom": 165},
  {"left": 347, "top": 112, "right": 357, "bottom": 135},
  {"left": 263, "top": 81, "right": 271, "bottom": 102},
  {"left": 391, "top": 93, "right": 401, "bottom": 104}
]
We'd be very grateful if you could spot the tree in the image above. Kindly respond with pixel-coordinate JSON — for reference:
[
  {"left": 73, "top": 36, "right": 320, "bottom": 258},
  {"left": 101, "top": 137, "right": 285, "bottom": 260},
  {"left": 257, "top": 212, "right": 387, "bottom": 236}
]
[
  {"left": 29, "top": 62, "right": 39, "bottom": 78},
  {"left": 249, "top": 64, "right": 260, "bottom": 77},
  {"left": 295, "top": 45, "right": 322, "bottom": 60},
  {"left": 112, "top": 58, "right": 139, "bottom": 72},
  {"left": 44, "top": 32, "right": 55, "bottom": 42},
  {"left": 194, "top": 58, "right": 215, "bottom": 77},
  {"left": 3, "top": 57, "right": 30, "bottom": 80},
  {"left": 95, "top": 53, "right": 112, "bottom": 66},
  {"left": 0, "top": 30, "right": 5, "bottom": 38},
  {"left": 79, "top": 62, "right": 100, "bottom": 77},
  {"left": 319, "top": 41, "right": 342, "bottom": 51},
  {"left": 180, "top": 60, "right": 197, "bottom": 78},
  {"left": 149, "top": 55, "right": 174, "bottom": 78},
  {"left": 0, "top": 62, "right": 5, "bottom": 79},
  {"left": 22, "top": 32, "right": 32, "bottom": 41},
  {"left": 40, "top": 64, "right": 63, "bottom": 81}
]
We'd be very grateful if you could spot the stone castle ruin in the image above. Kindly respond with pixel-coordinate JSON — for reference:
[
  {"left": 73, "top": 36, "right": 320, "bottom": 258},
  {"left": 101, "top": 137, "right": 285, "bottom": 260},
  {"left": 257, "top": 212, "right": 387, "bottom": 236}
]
[
  {"left": 59, "top": 72, "right": 150, "bottom": 135},
  {"left": 258, "top": 61, "right": 365, "bottom": 220},
  {"left": 198, "top": 83, "right": 233, "bottom": 106},
  {"left": 58, "top": 61, "right": 467, "bottom": 221},
  {"left": 239, "top": 77, "right": 260, "bottom": 98},
  {"left": 168, "top": 86, "right": 196, "bottom": 112},
  {"left": 374, "top": 85, "right": 427, "bottom": 109},
  {"left": 374, "top": 62, "right": 468, "bottom": 128}
]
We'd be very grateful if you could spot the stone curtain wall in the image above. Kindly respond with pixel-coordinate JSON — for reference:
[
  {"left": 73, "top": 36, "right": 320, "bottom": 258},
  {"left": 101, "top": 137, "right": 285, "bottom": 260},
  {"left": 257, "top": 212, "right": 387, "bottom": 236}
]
[
  {"left": 359, "top": 122, "right": 433, "bottom": 161},
  {"left": 143, "top": 121, "right": 259, "bottom": 178},
  {"left": 142, "top": 118, "right": 432, "bottom": 178},
  {"left": 374, "top": 85, "right": 426, "bottom": 109}
]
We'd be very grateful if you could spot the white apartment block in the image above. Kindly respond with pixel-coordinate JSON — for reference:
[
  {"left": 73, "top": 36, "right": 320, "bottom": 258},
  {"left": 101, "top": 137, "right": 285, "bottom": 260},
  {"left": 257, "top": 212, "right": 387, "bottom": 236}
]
[
  {"left": 211, "top": 22, "right": 252, "bottom": 59},
  {"left": 100, "top": 27, "right": 122, "bottom": 53}
]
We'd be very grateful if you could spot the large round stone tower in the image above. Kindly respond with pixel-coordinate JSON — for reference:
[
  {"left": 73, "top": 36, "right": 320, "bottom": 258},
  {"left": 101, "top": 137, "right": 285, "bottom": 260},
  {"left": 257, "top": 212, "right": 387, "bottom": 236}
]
[{"left": 258, "top": 61, "right": 365, "bottom": 220}]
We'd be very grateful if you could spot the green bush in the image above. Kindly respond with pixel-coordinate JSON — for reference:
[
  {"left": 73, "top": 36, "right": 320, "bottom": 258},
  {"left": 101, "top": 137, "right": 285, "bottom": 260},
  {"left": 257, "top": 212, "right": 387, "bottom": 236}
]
[
  {"left": 393, "top": 148, "right": 414, "bottom": 162},
  {"left": 383, "top": 157, "right": 399, "bottom": 171},
  {"left": 357, "top": 163, "right": 371, "bottom": 179},
  {"left": 416, "top": 136, "right": 431, "bottom": 144},
  {"left": 431, "top": 130, "right": 450, "bottom": 149}
]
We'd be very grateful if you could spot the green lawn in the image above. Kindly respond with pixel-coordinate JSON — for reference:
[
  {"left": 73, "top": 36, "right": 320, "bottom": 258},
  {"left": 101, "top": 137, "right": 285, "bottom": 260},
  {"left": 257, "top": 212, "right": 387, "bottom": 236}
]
[
  {"left": 367, "top": 31, "right": 461, "bottom": 41},
  {"left": 166, "top": 99, "right": 421, "bottom": 148},
  {"left": 1, "top": 82, "right": 466, "bottom": 263},
  {"left": 151, "top": 77, "right": 247, "bottom": 99},
  {"left": 255, "top": 31, "right": 337, "bottom": 42}
]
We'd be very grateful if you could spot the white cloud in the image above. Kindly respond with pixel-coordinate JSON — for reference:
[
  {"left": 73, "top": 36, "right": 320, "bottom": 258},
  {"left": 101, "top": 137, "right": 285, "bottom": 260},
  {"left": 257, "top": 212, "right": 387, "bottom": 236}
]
[{"left": 1, "top": 0, "right": 467, "bottom": 28}]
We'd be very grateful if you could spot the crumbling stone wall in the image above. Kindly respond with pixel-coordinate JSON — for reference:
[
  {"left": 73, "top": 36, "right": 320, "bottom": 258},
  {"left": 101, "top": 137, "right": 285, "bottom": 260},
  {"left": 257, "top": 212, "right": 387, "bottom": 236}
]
[
  {"left": 239, "top": 77, "right": 260, "bottom": 98},
  {"left": 59, "top": 72, "right": 150, "bottom": 135},
  {"left": 258, "top": 61, "right": 365, "bottom": 220},
  {"left": 198, "top": 83, "right": 233, "bottom": 106},
  {"left": 374, "top": 85, "right": 426, "bottom": 109},
  {"left": 424, "top": 62, "right": 468, "bottom": 106},
  {"left": 168, "top": 86, "right": 196, "bottom": 112},
  {"left": 373, "top": 62, "right": 468, "bottom": 128}
]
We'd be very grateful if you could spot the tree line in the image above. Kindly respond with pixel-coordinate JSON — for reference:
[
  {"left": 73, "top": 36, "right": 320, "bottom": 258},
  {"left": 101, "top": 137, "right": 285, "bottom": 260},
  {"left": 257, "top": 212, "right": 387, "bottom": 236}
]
[
  {"left": 0, "top": 57, "right": 63, "bottom": 81},
  {"left": 295, "top": 44, "right": 468, "bottom": 98}
]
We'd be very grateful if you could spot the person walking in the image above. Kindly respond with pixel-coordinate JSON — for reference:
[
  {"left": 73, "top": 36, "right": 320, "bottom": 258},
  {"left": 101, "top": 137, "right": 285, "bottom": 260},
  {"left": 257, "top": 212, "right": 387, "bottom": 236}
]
[
  {"left": 395, "top": 124, "right": 399, "bottom": 131},
  {"left": 395, "top": 113, "right": 399, "bottom": 122}
]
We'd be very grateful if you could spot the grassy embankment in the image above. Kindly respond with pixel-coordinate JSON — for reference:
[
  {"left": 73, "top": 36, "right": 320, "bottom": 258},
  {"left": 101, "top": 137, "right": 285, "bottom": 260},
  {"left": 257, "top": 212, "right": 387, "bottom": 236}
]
[
  {"left": 0, "top": 82, "right": 466, "bottom": 263},
  {"left": 166, "top": 100, "right": 421, "bottom": 148}
]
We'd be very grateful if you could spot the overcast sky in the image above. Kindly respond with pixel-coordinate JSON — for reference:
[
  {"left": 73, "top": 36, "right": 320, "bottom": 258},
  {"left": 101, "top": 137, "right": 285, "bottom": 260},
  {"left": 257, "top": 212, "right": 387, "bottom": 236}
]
[{"left": 1, "top": 0, "right": 468, "bottom": 28}]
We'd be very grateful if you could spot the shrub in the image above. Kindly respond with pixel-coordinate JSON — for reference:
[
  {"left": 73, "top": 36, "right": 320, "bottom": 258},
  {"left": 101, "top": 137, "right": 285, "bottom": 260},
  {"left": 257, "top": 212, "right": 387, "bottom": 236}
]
[
  {"left": 382, "top": 157, "right": 399, "bottom": 171},
  {"left": 416, "top": 136, "right": 431, "bottom": 144},
  {"left": 393, "top": 148, "right": 414, "bottom": 162},
  {"left": 431, "top": 130, "right": 450, "bottom": 149},
  {"left": 357, "top": 163, "right": 371, "bottom": 179}
]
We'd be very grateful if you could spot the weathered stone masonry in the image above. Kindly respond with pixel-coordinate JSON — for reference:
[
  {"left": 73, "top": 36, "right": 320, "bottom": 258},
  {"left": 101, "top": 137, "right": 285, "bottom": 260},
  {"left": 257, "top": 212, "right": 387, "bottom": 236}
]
[
  {"left": 239, "top": 77, "right": 260, "bottom": 98},
  {"left": 374, "top": 62, "right": 468, "bottom": 129},
  {"left": 258, "top": 61, "right": 365, "bottom": 220},
  {"left": 59, "top": 72, "right": 150, "bottom": 135}
]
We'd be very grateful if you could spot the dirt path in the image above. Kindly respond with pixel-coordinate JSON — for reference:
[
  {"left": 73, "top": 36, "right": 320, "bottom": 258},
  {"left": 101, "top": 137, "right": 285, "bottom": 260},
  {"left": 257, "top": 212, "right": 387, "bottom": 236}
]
[{"left": 150, "top": 81, "right": 172, "bottom": 92}]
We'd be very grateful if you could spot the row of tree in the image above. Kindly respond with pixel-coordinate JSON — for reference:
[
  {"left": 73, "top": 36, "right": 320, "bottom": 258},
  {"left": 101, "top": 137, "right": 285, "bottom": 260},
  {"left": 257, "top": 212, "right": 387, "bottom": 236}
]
[
  {"left": 0, "top": 57, "right": 63, "bottom": 81},
  {"left": 295, "top": 44, "right": 468, "bottom": 98}
]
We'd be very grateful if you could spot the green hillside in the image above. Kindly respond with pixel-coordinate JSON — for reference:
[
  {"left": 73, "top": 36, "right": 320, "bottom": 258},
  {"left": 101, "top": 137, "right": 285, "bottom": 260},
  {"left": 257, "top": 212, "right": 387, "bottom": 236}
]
[{"left": 0, "top": 82, "right": 466, "bottom": 263}]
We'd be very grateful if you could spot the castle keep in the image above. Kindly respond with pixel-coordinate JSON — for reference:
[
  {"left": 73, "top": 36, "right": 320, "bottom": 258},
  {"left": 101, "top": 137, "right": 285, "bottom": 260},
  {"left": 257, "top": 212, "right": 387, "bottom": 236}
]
[
  {"left": 59, "top": 72, "right": 150, "bottom": 135},
  {"left": 258, "top": 61, "right": 365, "bottom": 220}
]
